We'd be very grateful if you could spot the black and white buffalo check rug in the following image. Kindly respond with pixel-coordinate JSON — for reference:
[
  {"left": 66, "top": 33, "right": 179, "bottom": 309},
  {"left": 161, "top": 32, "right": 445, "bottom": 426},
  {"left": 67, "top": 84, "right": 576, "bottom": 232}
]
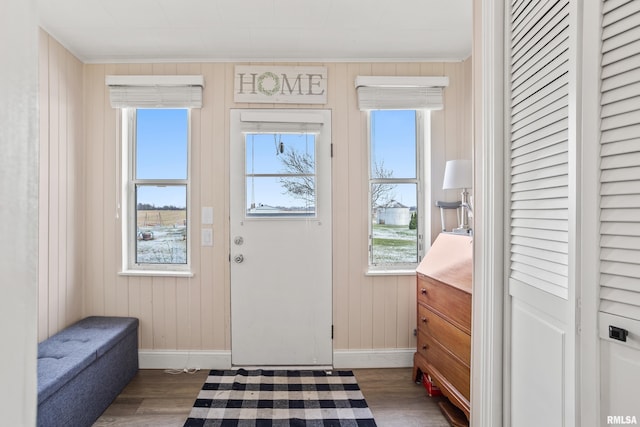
[{"left": 183, "top": 369, "right": 378, "bottom": 427}]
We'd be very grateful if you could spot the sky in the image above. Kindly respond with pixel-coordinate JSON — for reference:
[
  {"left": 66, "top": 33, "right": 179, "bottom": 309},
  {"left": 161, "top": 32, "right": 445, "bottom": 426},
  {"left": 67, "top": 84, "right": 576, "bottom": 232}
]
[
  {"left": 134, "top": 108, "right": 419, "bottom": 210},
  {"left": 135, "top": 109, "right": 188, "bottom": 208},
  {"left": 245, "top": 132, "right": 316, "bottom": 209}
]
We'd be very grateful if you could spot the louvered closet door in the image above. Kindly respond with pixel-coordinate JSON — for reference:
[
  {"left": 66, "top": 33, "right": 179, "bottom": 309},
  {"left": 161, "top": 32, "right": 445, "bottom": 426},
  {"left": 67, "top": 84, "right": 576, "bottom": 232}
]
[
  {"left": 507, "top": 0, "right": 577, "bottom": 425},
  {"left": 599, "top": 1, "right": 640, "bottom": 424}
]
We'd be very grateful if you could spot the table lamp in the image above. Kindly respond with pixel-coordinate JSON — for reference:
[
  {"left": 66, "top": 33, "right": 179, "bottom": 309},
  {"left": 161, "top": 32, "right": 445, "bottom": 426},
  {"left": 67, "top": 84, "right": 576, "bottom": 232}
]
[{"left": 442, "top": 159, "right": 472, "bottom": 233}]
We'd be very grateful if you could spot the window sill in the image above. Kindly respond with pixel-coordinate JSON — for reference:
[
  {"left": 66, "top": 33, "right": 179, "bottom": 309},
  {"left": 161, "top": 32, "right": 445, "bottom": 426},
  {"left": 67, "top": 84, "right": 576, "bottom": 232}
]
[
  {"left": 119, "top": 270, "right": 194, "bottom": 278},
  {"left": 365, "top": 269, "right": 417, "bottom": 277}
]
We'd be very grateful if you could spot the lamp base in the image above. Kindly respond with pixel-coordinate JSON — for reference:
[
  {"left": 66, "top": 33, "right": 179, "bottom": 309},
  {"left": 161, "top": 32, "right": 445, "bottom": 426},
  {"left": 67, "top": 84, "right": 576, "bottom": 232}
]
[{"left": 452, "top": 227, "right": 472, "bottom": 235}]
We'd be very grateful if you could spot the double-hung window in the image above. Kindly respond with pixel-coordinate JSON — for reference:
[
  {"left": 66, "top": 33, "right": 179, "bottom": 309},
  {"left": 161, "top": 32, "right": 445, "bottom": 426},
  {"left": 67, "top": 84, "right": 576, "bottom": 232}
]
[
  {"left": 368, "top": 109, "right": 425, "bottom": 270},
  {"left": 356, "top": 75, "right": 448, "bottom": 273},
  {"left": 106, "top": 75, "right": 203, "bottom": 274},
  {"left": 123, "top": 108, "right": 190, "bottom": 271}
]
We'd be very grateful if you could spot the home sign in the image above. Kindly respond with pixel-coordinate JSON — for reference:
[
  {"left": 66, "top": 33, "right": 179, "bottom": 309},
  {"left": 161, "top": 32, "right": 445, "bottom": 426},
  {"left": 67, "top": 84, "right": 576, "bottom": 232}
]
[{"left": 234, "top": 66, "right": 327, "bottom": 104}]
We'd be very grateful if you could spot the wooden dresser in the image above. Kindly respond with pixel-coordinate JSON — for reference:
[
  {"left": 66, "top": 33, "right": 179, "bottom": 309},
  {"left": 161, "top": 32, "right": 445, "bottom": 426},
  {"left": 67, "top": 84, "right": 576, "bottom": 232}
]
[{"left": 413, "top": 232, "right": 472, "bottom": 421}]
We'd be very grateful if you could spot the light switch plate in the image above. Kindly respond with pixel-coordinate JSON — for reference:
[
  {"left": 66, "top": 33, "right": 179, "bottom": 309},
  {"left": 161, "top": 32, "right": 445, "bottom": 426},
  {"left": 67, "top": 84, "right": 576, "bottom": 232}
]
[
  {"left": 202, "top": 207, "right": 213, "bottom": 225},
  {"left": 201, "top": 228, "right": 213, "bottom": 246}
]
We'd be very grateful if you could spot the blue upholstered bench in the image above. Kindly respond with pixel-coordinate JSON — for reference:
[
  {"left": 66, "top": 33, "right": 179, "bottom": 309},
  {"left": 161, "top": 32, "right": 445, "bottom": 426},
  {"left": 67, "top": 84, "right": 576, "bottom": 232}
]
[{"left": 37, "top": 316, "right": 139, "bottom": 427}]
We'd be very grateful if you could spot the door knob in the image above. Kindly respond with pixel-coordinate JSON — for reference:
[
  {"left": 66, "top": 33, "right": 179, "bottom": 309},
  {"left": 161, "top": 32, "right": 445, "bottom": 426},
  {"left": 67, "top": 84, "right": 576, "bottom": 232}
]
[{"left": 233, "top": 254, "right": 244, "bottom": 264}]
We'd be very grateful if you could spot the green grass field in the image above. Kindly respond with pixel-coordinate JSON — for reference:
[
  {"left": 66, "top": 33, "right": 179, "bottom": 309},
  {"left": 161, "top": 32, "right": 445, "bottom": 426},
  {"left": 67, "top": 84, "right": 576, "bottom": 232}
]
[{"left": 371, "top": 224, "right": 418, "bottom": 264}]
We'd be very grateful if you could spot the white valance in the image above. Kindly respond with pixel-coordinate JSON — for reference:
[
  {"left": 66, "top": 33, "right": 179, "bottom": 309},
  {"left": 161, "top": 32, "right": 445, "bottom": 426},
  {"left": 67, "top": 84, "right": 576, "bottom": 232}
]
[
  {"left": 239, "top": 110, "right": 324, "bottom": 133},
  {"left": 105, "top": 75, "right": 205, "bottom": 108},
  {"left": 355, "top": 76, "right": 449, "bottom": 111}
]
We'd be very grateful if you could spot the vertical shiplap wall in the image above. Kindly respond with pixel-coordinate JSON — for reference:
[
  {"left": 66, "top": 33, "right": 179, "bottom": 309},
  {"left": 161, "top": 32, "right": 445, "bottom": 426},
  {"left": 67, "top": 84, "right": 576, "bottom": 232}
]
[
  {"left": 38, "top": 30, "right": 85, "bottom": 341},
  {"left": 82, "top": 59, "right": 471, "bottom": 352}
]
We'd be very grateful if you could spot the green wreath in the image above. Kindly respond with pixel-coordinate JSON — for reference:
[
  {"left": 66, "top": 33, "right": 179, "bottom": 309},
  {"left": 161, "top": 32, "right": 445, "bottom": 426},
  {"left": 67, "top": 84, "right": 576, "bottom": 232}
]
[{"left": 257, "top": 72, "right": 281, "bottom": 96}]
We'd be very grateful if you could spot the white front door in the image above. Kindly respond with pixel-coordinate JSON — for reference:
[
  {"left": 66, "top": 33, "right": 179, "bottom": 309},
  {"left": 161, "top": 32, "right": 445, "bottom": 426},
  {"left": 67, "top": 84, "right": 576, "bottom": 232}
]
[{"left": 230, "top": 109, "right": 332, "bottom": 366}]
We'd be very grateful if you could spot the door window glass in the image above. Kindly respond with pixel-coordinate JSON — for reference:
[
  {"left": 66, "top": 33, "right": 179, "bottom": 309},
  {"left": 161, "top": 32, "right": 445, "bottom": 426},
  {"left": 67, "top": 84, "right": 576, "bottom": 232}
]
[{"left": 245, "top": 133, "right": 316, "bottom": 217}]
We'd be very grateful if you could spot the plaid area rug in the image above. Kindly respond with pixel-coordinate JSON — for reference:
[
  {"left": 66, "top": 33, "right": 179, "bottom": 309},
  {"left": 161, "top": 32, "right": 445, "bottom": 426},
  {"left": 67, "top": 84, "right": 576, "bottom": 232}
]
[{"left": 183, "top": 369, "right": 377, "bottom": 427}]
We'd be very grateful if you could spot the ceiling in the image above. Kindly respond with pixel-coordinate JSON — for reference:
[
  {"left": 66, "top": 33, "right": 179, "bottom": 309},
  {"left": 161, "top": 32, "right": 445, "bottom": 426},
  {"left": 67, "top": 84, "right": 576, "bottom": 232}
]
[{"left": 37, "top": 0, "right": 472, "bottom": 63}]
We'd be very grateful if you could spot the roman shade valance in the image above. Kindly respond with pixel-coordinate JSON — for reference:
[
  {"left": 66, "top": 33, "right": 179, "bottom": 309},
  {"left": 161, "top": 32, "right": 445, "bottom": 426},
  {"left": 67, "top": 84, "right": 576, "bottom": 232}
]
[
  {"left": 239, "top": 110, "right": 324, "bottom": 133},
  {"left": 354, "top": 76, "right": 449, "bottom": 110},
  {"left": 105, "top": 75, "right": 205, "bottom": 108}
]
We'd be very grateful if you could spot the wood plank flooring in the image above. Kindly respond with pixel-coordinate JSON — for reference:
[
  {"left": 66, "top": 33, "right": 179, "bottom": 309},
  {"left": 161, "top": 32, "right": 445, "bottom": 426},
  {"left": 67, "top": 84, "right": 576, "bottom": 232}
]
[{"left": 93, "top": 368, "right": 450, "bottom": 427}]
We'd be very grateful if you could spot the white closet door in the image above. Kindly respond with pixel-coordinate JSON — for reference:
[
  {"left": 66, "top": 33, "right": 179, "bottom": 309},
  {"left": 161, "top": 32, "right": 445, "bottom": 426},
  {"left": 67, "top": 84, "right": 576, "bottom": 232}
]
[
  {"left": 599, "top": 1, "right": 640, "bottom": 424},
  {"left": 507, "top": 0, "right": 577, "bottom": 425}
]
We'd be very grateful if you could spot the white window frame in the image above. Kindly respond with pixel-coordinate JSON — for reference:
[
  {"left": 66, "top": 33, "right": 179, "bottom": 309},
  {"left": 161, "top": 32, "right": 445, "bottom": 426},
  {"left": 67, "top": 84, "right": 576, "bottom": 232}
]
[
  {"left": 120, "top": 107, "right": 192, "bottom": 276},
  {"left": 367, "top": 109, "right": 428, "bottom": 274}
]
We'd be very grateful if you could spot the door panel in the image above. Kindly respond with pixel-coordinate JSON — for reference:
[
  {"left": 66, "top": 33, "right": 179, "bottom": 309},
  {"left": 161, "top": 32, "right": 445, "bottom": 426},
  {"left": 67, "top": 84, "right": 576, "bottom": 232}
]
[
  {"left": 599, "top": 3, "right": 640, "bottom": 423},
  {"left": 510, "top": 290, "right": 566, "bottom": 427},
  {"left": 229, "top": 109, "right": 332, "bottom": 366},
  {"left": 506, "top": 0, "right": 577, "bottom": 425},
  {"left": 600, "top": 313, "right": 640, "bottom": 425}
]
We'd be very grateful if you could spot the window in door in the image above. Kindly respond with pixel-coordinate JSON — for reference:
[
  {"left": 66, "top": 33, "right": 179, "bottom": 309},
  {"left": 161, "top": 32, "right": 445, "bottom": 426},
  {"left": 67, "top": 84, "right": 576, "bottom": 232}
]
[{"left": 244, "top": 132, "right": 317, "bottom": 218}]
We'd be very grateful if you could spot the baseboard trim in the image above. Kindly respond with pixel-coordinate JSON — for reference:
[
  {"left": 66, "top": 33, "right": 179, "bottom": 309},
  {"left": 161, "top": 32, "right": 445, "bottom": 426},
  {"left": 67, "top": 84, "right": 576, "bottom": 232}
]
[
  {"left": 138, "top": 350, "right": 232, "bottom": 370},
  {"left": 333, "top": 349, "right": 414, "bottom": 369},
  {"left": 138, "top": 349, "right": 414, "bottom": 370}
]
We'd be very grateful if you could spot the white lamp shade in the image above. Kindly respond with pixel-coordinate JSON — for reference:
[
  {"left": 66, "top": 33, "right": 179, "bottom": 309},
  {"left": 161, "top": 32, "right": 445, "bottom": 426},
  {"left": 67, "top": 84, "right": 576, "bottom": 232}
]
[{"left": 442, "top": 159, "right": 472, "bottom": 190}]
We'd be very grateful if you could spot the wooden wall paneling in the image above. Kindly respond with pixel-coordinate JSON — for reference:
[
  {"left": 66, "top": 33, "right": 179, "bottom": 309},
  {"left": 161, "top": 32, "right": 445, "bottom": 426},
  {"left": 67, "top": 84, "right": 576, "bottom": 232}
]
[
  {"left": 212, "top": 63, "right": 230, "bottom": 349},
  {"left": 127, "top": 275, "right": 142, "bottom": 347},
  {"left": 48, "top": 38, "right": 61, "bottom": 336},
  {"left": 360, "top": 277, "right": 374, "bottom": 349},
  {"left": 445, "top": 62, "right": 457, "bottom": 159},
  {"left": 330, "top": 63, "right": 350, "bottom": 350},
  {"left": 58, "top": 39, "right": 69, "bottom": 329},
  {"left": 38, "top": 30, "right": 50, "bottom": 341},
  {"left": 138, "top": 276, "right": 154, "bottom": 349},
  {"left": 209, "top": 64, "right": 224, "bottom": 350},
  {"left": 396, "top": 275, "right": 415, "bottom": 348},
  {"left": 371, "top": 276, "right": 387, "bottom": 348},
  {"left": 163, "top": 276, "right": 179, "bottom": 349},
  {"left": 67, "top": 50, "right": 84, "bottom": 324},
  {"left": 420, "top": 62, "right": 446, "bottom": 76},
  {"left": 175, "top": 279, "right": 191, "bottom": 350},
  {"left": 396, "top": 62, "right": 422, "bottom": 77},
  {"left": 384, "top": 275, "right": 399, "bottom": 348},
  {"left": 101, "top": 63, "right": 118, "bottom": 316},
  {"left": 37, "top": 33, "right": 86, "bottom": 339},
  {"left": 182, "top": 63, "right": 203, "bottom": 350},
  {"left": 85, "top": 64, "right": 106, "bottom": 316},
  {"left": 346, "top": 63, "right": 365, "bottom": 349},
  {"left": 198, "top": 62, "right": 215, "bottom": 349},
  {"left": 151, "top": 277, "right": 167, "bottom": 348}
]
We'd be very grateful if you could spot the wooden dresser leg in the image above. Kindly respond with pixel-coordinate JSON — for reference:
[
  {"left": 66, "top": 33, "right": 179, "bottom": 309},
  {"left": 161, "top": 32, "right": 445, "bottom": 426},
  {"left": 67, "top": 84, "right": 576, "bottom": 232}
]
[{"left": 438, "top": 400, "right": 469, "bottom": 427}]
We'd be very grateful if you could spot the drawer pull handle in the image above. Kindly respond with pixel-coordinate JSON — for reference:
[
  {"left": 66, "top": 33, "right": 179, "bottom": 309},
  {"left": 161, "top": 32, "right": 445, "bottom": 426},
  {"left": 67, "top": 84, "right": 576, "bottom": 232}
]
[
  {"left": 420, "top": 288, "right": 427, "bottom": 295},
  {"left": 422, "top": 344, "right": 429, "bottom": 350},
  {"left": 421, "top": 317, "right": 427, "bottom": 323}
]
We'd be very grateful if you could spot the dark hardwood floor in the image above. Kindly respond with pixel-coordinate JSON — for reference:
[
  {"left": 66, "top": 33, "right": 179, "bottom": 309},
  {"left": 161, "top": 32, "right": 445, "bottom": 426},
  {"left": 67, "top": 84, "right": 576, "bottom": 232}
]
[{"left": 93, "top": 368, "right": 450, "bottom": 427}]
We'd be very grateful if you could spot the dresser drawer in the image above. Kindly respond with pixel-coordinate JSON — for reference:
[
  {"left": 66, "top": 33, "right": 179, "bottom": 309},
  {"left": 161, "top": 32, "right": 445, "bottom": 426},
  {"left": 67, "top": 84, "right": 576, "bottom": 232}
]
[
  {"left": 417, "top": 274, "right": 471, "bottom": 334},
  {"left": 417, "top": 331, "right": 470, "bottom": 401},
  {"left": 417, "top": 304, "right": 471, "bottom": 366}
]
